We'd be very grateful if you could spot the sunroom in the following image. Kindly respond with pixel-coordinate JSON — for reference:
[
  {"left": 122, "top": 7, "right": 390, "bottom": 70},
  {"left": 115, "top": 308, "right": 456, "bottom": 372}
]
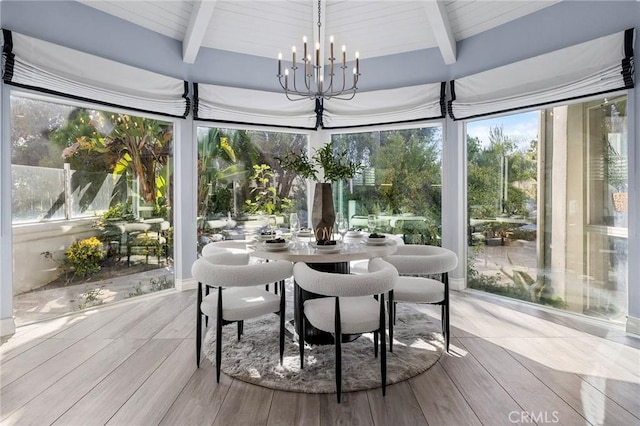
[{"left": 0, "top": 0, "right": 638, "bottom": 423}]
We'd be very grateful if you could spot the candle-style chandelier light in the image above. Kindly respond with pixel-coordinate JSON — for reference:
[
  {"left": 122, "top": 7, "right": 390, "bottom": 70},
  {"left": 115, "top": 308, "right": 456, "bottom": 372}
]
[{"left": 277, "top": 0, "right": 360, "bottom": 101}]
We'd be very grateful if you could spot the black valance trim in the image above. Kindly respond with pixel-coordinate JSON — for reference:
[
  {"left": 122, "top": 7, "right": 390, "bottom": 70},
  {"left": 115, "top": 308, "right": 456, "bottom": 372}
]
[
  {"left": 322, "top": 114, "right": 445, "bottom": 131},
  {"left": 447, "top": 80, "right": 456, "bottom": 119},
  {"left": 193, "top": 82, "right": 200, "bottom": 119},
  {"left": 193, "top": 116, "right": 318, "bottom": 131},
  {"left": 449, "top": 87, "right": 629, "bottom": 121},
  {"left": 2, "top": 29, "right": 15, "bottom": 83},
  {"left": 439, "top": 82, "right": 446, "bottom": 117},
  {"left": 622, "top": 28, "right": 635, "bottom": 88},
  {"left": 5, "top": 81, "right": 190, "bottom": 119}
]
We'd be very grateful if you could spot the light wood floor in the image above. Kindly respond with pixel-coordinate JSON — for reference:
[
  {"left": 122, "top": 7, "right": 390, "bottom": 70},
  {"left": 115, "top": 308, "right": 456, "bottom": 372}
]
[{"left": 1, "top": 288, "right": 639, "bottom": 425}]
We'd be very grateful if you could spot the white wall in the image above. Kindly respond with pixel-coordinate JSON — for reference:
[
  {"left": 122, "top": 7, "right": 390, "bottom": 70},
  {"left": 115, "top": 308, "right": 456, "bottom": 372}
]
[{"left": 11, "top": 219, "right": 98, "bottom": 295}]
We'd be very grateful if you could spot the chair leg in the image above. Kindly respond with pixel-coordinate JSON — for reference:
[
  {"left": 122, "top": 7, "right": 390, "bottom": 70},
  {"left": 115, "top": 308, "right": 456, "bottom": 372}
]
[
  {"left": 334, "top": 297, "right": 342, "bottom": 403},
  {"left": 445, "top": 300, "right": 450, "bottom": 352},
  {"left": 237, "top": 321, "right": 242, "bottom": 341},
  {"left": 299, "top": 317, "right": 305, "bottom": 369},
  {"left": 380, "top": 293, "right": 387, "bottom": 396},
  {"left": 216, "top": 287, "right": 223, "bottom": 383},
  {"left": 279, "top": 280, "right": 285, "bottom": 365},
  {"left": 393, "top": 301, "right": 397, "bottom": 325},
  {"left": 205, "top": 286, "right": 210, "bottom": 327},
  {"left": 444, "top": 272, "right": 450, "bottom": 352},
  {"left": 388, "top": 290, "right": 394, "bottom": 353},
  {"left": 374, "top": 331, "right": 379, "bottom": 358},
  {"left": 196, "top": 282, "right": 203, "bottom": 368}
]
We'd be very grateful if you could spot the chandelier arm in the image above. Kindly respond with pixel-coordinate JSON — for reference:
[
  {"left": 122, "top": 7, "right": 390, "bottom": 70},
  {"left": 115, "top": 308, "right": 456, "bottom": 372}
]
[{"left": 276, "top": 0, "right": 360, "bottom": 101}]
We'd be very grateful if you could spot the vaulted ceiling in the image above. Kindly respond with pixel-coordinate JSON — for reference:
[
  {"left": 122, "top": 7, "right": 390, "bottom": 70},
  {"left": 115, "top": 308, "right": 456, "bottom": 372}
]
[{"left": 78, "top": 0, "right": 559, "bottom": 65}]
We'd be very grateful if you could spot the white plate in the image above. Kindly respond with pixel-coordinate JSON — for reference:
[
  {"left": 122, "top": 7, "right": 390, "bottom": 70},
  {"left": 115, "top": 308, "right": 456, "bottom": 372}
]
[
  {"left": 310, "top": 242, "right": 342, "bottom": 253},
  {"left": 260, "top": 242, "right": 290, "bottom": 252},
  {"left": 363, "top": 238, "right": 388, "bottom": 246},
  {"left": 345, "top": 231, "right": 363, "bottom": 238},
  {"left": 256, "top": 233, "right": 278, "bottom": 241},
  {"left": 296, "top": 230, "right": 313, "bottom": 237}
]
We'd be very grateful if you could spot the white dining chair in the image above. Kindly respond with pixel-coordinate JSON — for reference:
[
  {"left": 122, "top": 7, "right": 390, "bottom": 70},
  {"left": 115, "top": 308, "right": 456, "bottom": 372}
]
[
  {"left": 349, "top": 233, "right": 405, "bottom": 274},
  {"left": 293, "top": 258, "right": 397, "bottom": 402},
  {"left": 192, "top": 252, "right": 293, "bottom": 382},
  {"left": 382, "top": 245, "right": 458, "bottom": 352}
]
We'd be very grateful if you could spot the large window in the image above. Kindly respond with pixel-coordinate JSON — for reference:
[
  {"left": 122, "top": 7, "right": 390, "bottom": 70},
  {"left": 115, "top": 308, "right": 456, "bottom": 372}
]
[
  {"left": 466, "top": 95, "right": 628, "bottom": 322},
  {"left": 11, "top": 94, "right": 175, "bottom": 324},
  {"left": 196, "top": 126, "right": 309, "bottom": 247},
  {"left": 331, "top": 125, "right": 443, "bottom": 244}
]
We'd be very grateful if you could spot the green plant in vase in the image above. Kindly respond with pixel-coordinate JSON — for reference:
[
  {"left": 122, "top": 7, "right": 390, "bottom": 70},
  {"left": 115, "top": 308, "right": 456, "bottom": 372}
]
[{"left": 278, "top": 141, "right": 361, "bottom": 241}]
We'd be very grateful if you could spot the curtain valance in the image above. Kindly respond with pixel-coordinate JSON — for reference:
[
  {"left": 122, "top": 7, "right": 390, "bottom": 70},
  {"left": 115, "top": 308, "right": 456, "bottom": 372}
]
[
  {"left": 448, "top": 28, "right": 634, "bottom": 120},
  {"left": 322, "top": 83, "right": 445, "bottom": 129},
  {"left": 194, "top": 83, "right": 317, "bottom": 130},
  {"left": 2, "top": 29, "right": 189, "bottom": 118}
]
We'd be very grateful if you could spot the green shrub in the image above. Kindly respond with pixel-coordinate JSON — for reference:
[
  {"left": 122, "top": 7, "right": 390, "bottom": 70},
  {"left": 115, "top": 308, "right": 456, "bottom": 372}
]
[{"left": 66, "top": 237, "right": 106, "bottom": 277}]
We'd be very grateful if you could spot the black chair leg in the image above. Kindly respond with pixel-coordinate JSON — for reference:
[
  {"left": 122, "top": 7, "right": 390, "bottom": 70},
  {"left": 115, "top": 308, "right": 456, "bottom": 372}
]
[
  {"left": 374, "top": 331, "right": 379, "bottom": 358},
  {"left": 335, "top": 297, "right": 342, "bottom": 403},
  {"left": 279, "top": 280, "right": 285, "bottom": 365},
  {"left": 388, "top": 290, "right": 394, "bottom": 353},
  {"left": 196, "top": 282, "right": 202, "bottom": 368},
  {"left": 299, "top": 318, "right": 305, "bottom": 369},
  {"left": 393, "top": 301, "right": 397, "bottom": 325},
  {"left": 237, "top": 321, "right": 243, "bottom": 341},
  {"left": 216, "top": 287, "right": 223, "bottom": 383},
  {"left": 445, "top": 300, "right": 450, "bottom": 352},
  {"left": 380, "top": 293, "right": 387, "bottom": 396},
  {"left": 205, "top": 286, "right": 210, "bottom": 327}
]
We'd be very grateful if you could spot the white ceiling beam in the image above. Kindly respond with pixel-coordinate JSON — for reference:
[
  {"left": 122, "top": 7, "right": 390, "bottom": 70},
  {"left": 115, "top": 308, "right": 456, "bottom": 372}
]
[
  {"left": 182, "top": 0, "right": 217, "bottom": 64},
  {"left": 423, "top": 0, "right": 457, "bottom": 65}
]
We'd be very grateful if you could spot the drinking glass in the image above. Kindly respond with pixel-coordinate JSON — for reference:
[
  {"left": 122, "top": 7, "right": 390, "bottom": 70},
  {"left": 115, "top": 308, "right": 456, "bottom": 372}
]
[
  {"left": 367, "top": 214, "right": 376, "bottom": 234},
  {"left": 336, "top": 213, "right": 348, "bottom": 242},
  {"left": 267, "top": 215, "right": 277, "bottom": 234},
  {"left": 289, "top": 213, "right": 300, "bottom": 247}
]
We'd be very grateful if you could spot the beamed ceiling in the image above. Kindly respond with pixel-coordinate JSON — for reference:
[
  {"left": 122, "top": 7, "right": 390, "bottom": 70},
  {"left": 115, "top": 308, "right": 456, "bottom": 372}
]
[{"left": 78, "top": 0, "right": 559, "bottom": 65}]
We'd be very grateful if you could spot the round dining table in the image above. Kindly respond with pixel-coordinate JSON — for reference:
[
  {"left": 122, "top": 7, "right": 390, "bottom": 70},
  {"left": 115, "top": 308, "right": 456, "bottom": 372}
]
[{"left": 250, "top": 237, "right": 398, "bottom": 345}]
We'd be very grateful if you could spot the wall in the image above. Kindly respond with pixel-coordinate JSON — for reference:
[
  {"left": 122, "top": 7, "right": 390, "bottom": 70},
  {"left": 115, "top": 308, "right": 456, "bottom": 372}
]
[{"left": 11, "top": 219, "right": 98, "bottom": 294}]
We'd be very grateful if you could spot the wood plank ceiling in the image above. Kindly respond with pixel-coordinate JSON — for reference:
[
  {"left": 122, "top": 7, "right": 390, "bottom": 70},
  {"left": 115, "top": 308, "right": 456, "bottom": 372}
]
[{"left": 78, "top": 0, "right": 559, "bottom": 64}]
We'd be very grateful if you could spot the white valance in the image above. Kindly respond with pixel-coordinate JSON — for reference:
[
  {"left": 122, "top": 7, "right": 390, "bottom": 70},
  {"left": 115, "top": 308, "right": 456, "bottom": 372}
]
[
  {"left": 449, "top": 29, "right": 634, "bottom": 120},
  {"left": 322, "top": 83, "right": 445, "bottom": 129},
  {"left": 194, "top": 83, "right": 317, "bottom": 129},
  {"left": 2, "top": 30, "right": 189, "bottom": 118}
]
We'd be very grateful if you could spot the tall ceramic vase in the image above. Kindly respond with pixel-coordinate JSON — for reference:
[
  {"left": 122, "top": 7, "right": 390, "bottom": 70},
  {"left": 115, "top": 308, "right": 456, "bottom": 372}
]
[{"left": 312, "top": 182, "right": 335, "bottom": 241}]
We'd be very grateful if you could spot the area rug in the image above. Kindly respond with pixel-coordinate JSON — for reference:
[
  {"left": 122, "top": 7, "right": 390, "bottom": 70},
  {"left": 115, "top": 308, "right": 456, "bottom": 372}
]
[{"left": 203, "top": 304, "right": 443, "bottom": 393}]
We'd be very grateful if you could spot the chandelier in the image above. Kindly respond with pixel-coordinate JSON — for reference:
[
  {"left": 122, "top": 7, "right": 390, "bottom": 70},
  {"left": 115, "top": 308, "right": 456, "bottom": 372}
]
[{"left": 277, "top": 0, "right": 360, "bottom": 101}]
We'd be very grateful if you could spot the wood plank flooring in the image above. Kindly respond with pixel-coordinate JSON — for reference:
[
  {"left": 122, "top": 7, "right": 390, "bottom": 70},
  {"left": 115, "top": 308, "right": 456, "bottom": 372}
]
[{"left": 1, "top": 289, "right": 639, "bottom": 425}]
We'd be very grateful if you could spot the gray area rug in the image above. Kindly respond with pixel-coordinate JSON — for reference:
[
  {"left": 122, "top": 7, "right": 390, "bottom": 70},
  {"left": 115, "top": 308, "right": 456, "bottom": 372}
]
[{"left": 204, "top": 303, "right": 443, "bottom": 393}]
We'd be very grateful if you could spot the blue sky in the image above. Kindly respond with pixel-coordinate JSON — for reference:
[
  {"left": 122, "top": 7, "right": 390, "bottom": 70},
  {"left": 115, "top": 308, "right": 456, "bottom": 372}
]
[{"left": 466, "top": 111, "right": 539, "bottom": 148}]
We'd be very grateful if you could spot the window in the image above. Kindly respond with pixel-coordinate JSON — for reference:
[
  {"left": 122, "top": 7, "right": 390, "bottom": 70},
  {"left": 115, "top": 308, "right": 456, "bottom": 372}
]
[
  {"left": 331, "top": 125, "right": 443, "bottom": 244},
  {"left": 11, "top": 93, "right": 175, "bottom": 324},
  {"left": 466, "top": 95, "right": 628, "bottom": 322},
  {"left": 196, "top": 126, "right": 309, "bottom": 246}
]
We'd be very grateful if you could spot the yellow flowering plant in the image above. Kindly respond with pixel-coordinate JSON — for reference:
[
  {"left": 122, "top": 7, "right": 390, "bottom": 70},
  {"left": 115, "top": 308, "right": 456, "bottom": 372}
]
[{"left": 65, "top": 237, "right": 106, "bottom": 277}]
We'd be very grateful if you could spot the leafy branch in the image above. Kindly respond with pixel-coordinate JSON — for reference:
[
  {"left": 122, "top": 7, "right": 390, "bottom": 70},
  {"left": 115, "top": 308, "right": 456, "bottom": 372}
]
[{"left": 277, "top": 141, "right": 361, "bottom": 182}]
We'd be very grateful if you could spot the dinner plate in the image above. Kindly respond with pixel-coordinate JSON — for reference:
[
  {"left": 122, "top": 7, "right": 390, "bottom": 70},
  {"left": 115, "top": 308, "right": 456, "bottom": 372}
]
[
  {"left": 345, "top": 231, "right": 363, "bottom": 238},
  {"left": 296, "top": 230, "right": 313, "bottom": 238},
  {"left": 259, "top": 242, "right": 291, "bottom": 252},
  {"left": 256, "top": 233, "right": 279, "bottom": 241},
  {"left": 309, "top": 242, "right": 343, "bottom": 253},
  {"left": 363, "top": 238, "right": 388, "bottom": 246}
]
